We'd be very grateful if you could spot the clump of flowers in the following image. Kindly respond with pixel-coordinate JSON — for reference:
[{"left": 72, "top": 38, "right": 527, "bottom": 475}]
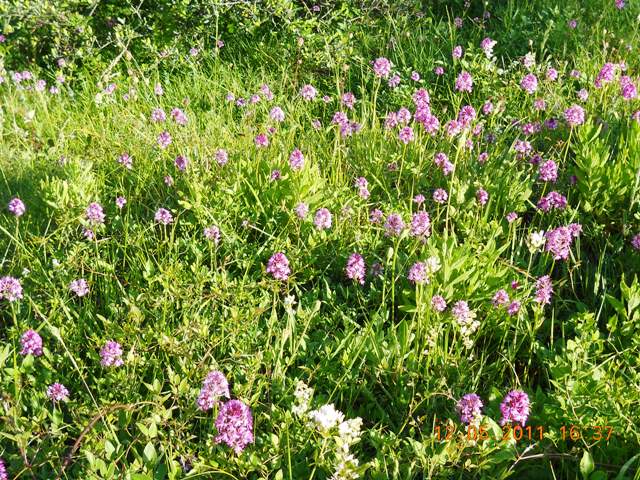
[
  {"left": 8, "top": 197, "right": 26, "bottom": 217},
  {"left": 384, "top": 213, "right": 405, "bottom": 237},
  {"left": 456, "top": 393, "right": 483, "bottom": 424},
  {"left": 20, "top": 329, "right": 43, "bottom": 356},
  {"left": 215, "top": 399, "right": 254, "bottom": 454},
  {"left": 100, "top": 340, "right": 124, "bottom": 367},
  {"left": 314, "top": 208, "right": 332, "bottom": 230},
  {"left": 499, "top": 390, "right": 530, "bottom": 426},
  {"left": 535, "top": 275, "right": 554, "bottom": 305},
  {"left": 69, "top": 278, "right": 89, "bottom": 297},
  {"left": 154, "top": 208, "right": 173, "bottom": 225},
  {"left": 267, "top": 252, "right": 290, "bottom": 280},
  {"left": 204, "top": 225, "right": 221, "bottom": 244},
  {"left": 197, "top": 370, "right": 230, "bottom": 411},
  {"left": 47, "top": 383, "right": 70, "bottom": 402},
  {"left": 373, "top": 57, "right": 392, "bottom": 78},
  {"left": 564, "top": 104, "right": 586, "bottom": 127},
  {"left": 345, "top": 253, "right": 366, "bottom": 285},
  {"left": 410, "top": 211, "right": 431, "bottom": 239},
  {"left": 85, "top": 202, "right": 105, "bottom": 225},
  {"left": 545, "top": 224, "right": 581, "bottom": 260},
  {"left": 0, "top": 276, "right": 23, "bottom": 302}
]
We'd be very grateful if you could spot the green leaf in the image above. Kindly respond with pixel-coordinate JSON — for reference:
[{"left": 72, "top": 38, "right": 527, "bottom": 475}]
[
  {"left": 143, "top": 442, "right": 157, "bottom": 464},
  {"left": 580, "top": 451, "right": 595, "bottom": 479}
]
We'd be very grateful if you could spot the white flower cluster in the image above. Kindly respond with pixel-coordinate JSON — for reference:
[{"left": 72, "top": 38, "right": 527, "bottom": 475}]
[
  {"left": 456, "top": 310, "right": 479, "bottom": 350},
  {"left": 293, "top": 381, "right": 363, "bottom": 480},
  {"left": 528, "top": 230, "right": 546, "bottom": 253},
  {"left": 424, "top": 255, "right": 441, "bottom": 275}
]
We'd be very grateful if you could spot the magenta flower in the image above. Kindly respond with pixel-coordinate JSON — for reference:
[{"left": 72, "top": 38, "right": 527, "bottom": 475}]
[
  {"left": 452, "top": 45, "right": 463, "bottom": 59},
  {"left": 434, "top": 66, "right": 445, "bottom": 76},
  {"left": 115, "top": 196, "right": 126, "bottom": 209},
  {"left": 520, "top": 74, "right": 538, "bottom": 94},
  {"left": 452, "top": 300, "right": 471, "bottom": 323},
  {"left": 197, "top": 370, "right": 230, "bottom": 411},
  {"left": 100, "top": 340, "right": 124, "bottom": 367},
  {"left": 0, "top": 458, "right": 6, "bottom": 480},
  {"left": 164, "top": 175, "right": 174, "bottom": 187},
  {"left": 384, "top": 213, "right": 405, "bottom": 237},
  {"left": 20, "top": 329, "right": 43, "bottom": 356},
  {"left": 455, "top": 71, "right": 473, "bottom": 92},
  {"left": 398, "top": 126, "right": 414, "bottom": 144},
  {"left": 270, "top": 106, "right": 285, "bottom": 122},
  {"left": 632, "top": 234, "right": 640, "bottom": 251},
  {"left": 171, "top": 107, "right": 188, "bottom": 125},
  {"left": 204, "top": 226, "right": 221, "bottom": 244},
  {"left": 431, "top": 295, "right": 447, "bottom": 312},
  {"left": 538, "top": 160, "right": 558, "bottom": 183},
  {"left": 410, "top": 211, "right": 431, "bottom": 238},
  {"left": 85, "top": 202, "right": 105, "bottom": 225},
  {"left": 481, "top": 37, "right": 496, "bottom": 57},
  {"left": 369, "top": 209, "right": 384, "bottom": 224},
  {"left": 492, "top": 289, "right": 510, "bottom": 307},
  {"left": 507, "top": 301, "right": 521, "bottom": 316},
  {"left": 456, "top": 393, "right": 483, "bottom": 424},
  {"left": 372, "top": 57, "right": 392, "bottom": 78},
  {"left": 411, "top": 71, "right": 420, "bottom": 81},
  {"left": 8, "top": 197, "right": 26, "bottom": 217},
  {"left": 294, "top": 202, "right": 309, "bottom": 219},
  {"left": 151, "top": 108, "right": 166, "bottom": 122},
  {"left": 345, "top": 253, "right": 366, "bottom": 285},
  {"left": 499, "top": 390, "right": 530, "bottom": 426},
  {"left": 215, "top": 399, "right": 254, "bottom": 454},
  {"left": 407, "top": 262, "right": 428, "bottom": 284},
  {"left": 545, "top": 226, "right": 579, "bottom": 260},
  {"left": 174, "top": 155, "right": 188, "bottom": 171},
  {"left": 388, "top": 74, "right": 401, "bottom": 88},
  {"left": 266, "top": 252, "right": 290, "bottom": 280},
  {"left": 118, "top": 153, "right": 133, "bottom": 169},
  {"left": 341, "top": 92, "right": 356, "bottom": 109},
  {"left": 546, "top": 68, "right": 558, "bottom": 81},
  {"left": 314, "top": 208, "right": 332, "bottom": 230},
  {"left": 289, "top": 149, "right": 305, "bottom": 171},
  {"left": 300, "top": 84, "right": 317, "bottom": 101},
  {"left": 215, "top": 149, "right": 228, "bottom": 166},
  {"left": 254, "top": 133, "right": 269, "bottom": 148},
  {"left": 476, "top": 189, "right": 489, "bottom": 206},
  {"left": 47, "top": 383, "right": 70, "bottom": 402},
  {"left": 157, "top": 131, "right": 172, "bottom": 149},
  {"left": 564, "top": 104, "right": 585, "bottom": 127},
  {"left": 154, "top": 208, "right": 173, "bottom": 225},
  {"left": 433, "top": 188, "right": 448, "bottom": 204},
  {"left": 537, "top": 191, "right": 567, "bottom": 212},
  {"left": 535, "top": 275, "right": 553, "bottom": 305},
  {"left": 69, "top": 278, "right": 89, "bottom": 297}
]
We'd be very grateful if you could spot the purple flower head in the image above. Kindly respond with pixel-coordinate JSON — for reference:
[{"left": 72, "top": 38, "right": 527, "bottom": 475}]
[
  {"left": 431, "top": 295, "right": 447, "bottom": 312},
  {"left": 118, "top": 153, "right": 133, "bottom": 169},
  {"left": 369, "top": 209, "right": 384, "bottom": 224},
  {"left": 215, "top": 399, "right": 254, "bottom": 454},
  {"left": 0, "top": 458, "right": 6, "bottom": 480},
  {"left": 411, "top": 71, "right": 420, "bottom": 81},
  {"left": 47, "top": 383, "right": 70, "bottom": 402},
  {"left": 174, "top": 155, "right": 189, "bottom": 171},
  {"left": 197, "top": 370, "right": 230, "bottom": 411},
  {"left": 408, "top": 262, "right": 428, "bottom": 284},
  {"left": 115, "top": 196, "right": 126, "bottom": 209},
  {"left": 155, "top": 208, "right": 173, "bottom": 225},
  {"left": 410, "top": 211, "right": 431, "bottom": 238},
  {"left": 157, "top": 131, "right": 172, "bottom": 149},
  {"left": 254, "top": 133, "right": 269, "bottom": 148},
  {"left": 476, "top": 188, "right": 489, "bottom": 206},
  {"left": 300, "top": 84, "right": 317, "bottom": 101},
  {"left": 507, "top": 301, "right": 521, "bottom": 316},
  {"left": 398, "top": 126, "right": 414, "bottom": 144},
  {"left": 204, "top": 226, "right": 221, "bottom": 244},
  {"left": 413, "top": 194, "right": 426, "bottom": 206},
  {"left": 545, "top": 226, "right": 576, "bottom": 260},
  {"left": 492, "top": 289, "right": 510, "bottom": 307},
  {"left": 452, "top": 45, "right": 463, "bottom": 59},
  {"left": 546, "top": 68, "right": 558, "bottom": 81},
  {"left": 270, "top": 106, "right": 285, "bottom": 122},
  {"left": 452, "top": 300, "right": 471, "bottom": 323},
  {"left": 482, "top": 100, "right": 494, "bottom": 115},
  {"left": 373, "top": 57, "right": 392, "bottom": 78},
  {"left": 8, "top": 197, "right": 26, "bottom": 217},
  {"left": 289, "top": 148, "right": 305, "bottom": 171},
  {"left": 520, "top": 74, "right": 538, "bottom": 94},
  {"left": 267, "top": 252, "right": 290, "bottom": 281},
  {"left": 388, "top": 74, "right": 401, "bottom": 88},
  {"left": 397, "top": 108, "right": 412, "bottom": 124},
  {"left": 537, "top": 191, "right": 567, "bottom": 212},
  {"left": 433, "top": 188, "right": 448, "bottom": 204},
  {"left": 499, "top": 390, "right": 530, "bottom": 426},
  {"left": 314, "top": 208, "right": 332, "bottom": 230},
  {"left": 564, "top": 104, "right": 585, "bottom": 127},
  {"left": 538, "top": 160, "right": 558, "bottom": 183},
  {"left": 270, "top": 170, "right": 281, "bottom": 182},
  {"left": 151, "top": 108, "right": 166, "bottom": 122},
  {"left": 294, "top": 202, "right": 309, "bottom": 219},
  {"left": 215, "top": 149, "right": 228, "bottom": 166},
  {"left": 535, "top": 275, "right": 554, "bottom": 305},
  {"left": 456, "top": 393, "right": 483, "bottom": 424},
  {"left": 85, "top": 202, "right": 105, "bottom": 225},
  {"left": 455, "top": 71, "right": 473, "bottom": 93},
  {"left": 434, "top": 66, "right": 445, "bottom": 76},
  {"left": 341, "top": 92, "right": 356, "bottom": 109},
  {"left": 164, "top": 175, "right": 174, "bottom": 187},
  {"left": 171, "top": 107, "right": 188, "bottom": 125},
  {"left": 154, "top": 83, "right": 163, "bottom": 96},
  {"left": 481, "top": 37, "right": 497, "bottom": 57},
  {"left": 100, "top": 340, "right": 124, "bottom": 367},
  {"left": 346, "top": 253, "right": 366, "bottom": 285},
  {"left": 384, "top": 213, "right": 405, "bottom": 237},
  {"left": 69, "top": 278, "right": 89, "bottom": 297},
  {"left": 457, "top": 105, "right": 476, "bottom": 127},
  {"left": 20, "top": 329, "right": 43, "bottom": 356},
  {"left": 506, "top": 212, "right": 519, "bottom": 223},
  {"left": 631, "top": 233, "right": 640, "bottom": 250}
]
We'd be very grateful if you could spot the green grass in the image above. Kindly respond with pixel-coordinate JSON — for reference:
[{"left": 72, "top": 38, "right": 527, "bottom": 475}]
[{"left": 1, "top": 0, "right": 640, "bottom": 478}]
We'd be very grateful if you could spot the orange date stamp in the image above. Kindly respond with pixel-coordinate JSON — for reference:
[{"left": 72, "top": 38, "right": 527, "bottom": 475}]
[{"left": 434, "top": 422, "right": 614, "bottom": 443}]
